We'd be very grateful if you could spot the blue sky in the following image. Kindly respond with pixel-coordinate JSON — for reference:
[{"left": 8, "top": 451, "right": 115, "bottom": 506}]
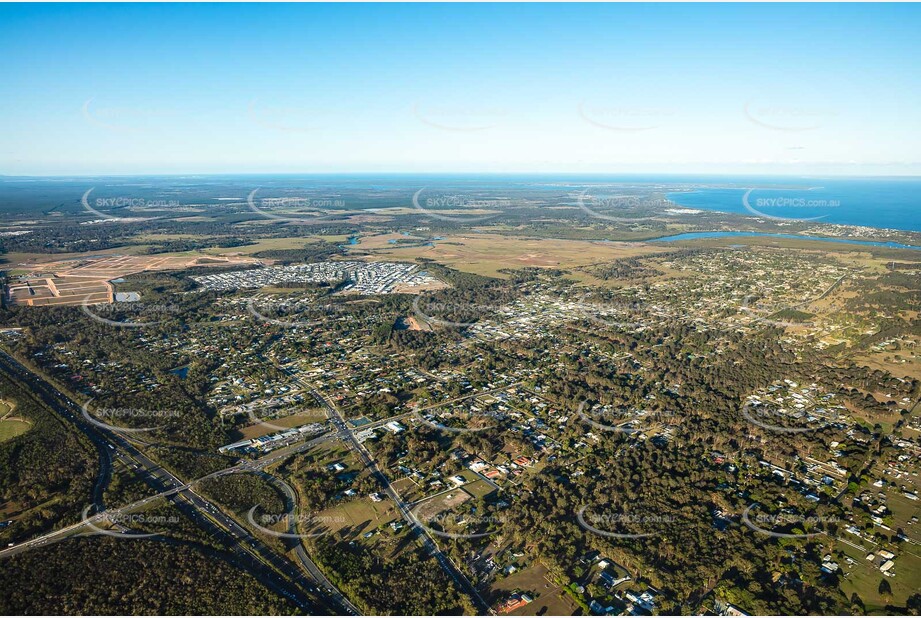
[{"left": 1, "top": 3, "right": 920, "bottom": 175}]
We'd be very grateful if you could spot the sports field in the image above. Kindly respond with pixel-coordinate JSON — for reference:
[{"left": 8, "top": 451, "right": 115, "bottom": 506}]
[{"left": 0, "top": 400, "right": 30, "bottom": 443}]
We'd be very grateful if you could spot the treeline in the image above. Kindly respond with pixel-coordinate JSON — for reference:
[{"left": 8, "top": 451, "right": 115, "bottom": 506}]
[
  {"left": 0, "top": 536, "right": 296, "bottom": 615},
  {"left": 253, "top": 243, "right": 343, "bottom": 264},
  {"left": 0, "top": 371, "right": 96, "bottom": 545},
  {"left": 144, "top": 237, "right": 254, "bottom": 254},
  {"left": 499, "top": 438, "right": 853, "bottom": 615},
  {"left": 311, "top": 537, "right": 473, "bottom": 615},
  {"left": 199, "top": 473, "right": 285, "bottom": 515}
]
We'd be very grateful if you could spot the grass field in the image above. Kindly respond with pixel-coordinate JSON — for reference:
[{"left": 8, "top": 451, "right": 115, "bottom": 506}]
[
  {"left": 837, "top": 539, "right": 921, "bottom": 612},
  {"left": 4, "top": 235, "right": 339, "bottom": 275},
  {"left": 462, "top": 479, "right": 498, "bottom": 500},
  {"left": 0, "top": 400, "right": 30, "bottom": 443},
  {"left": 0, "top": 419, "right": 30, "bottom": 443},
  {"left": 358, "top": 233, "right": 668, "bottom": 278},
  {"left": 307, "top": 497, "right": 401, "bottom": 540},
  {"left": 1, "top": 246, "right": 156, "bottom": 273},
  {"left": 885, "top": 491, "right": 921, "bottom": 535}
]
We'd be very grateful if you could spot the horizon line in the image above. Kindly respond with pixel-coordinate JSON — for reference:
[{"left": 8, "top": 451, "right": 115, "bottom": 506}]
[{"left": 4, "top": 171, "right": 921, "bottom": 179}]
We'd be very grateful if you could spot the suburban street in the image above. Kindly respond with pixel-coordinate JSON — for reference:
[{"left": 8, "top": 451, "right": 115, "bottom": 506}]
[{"left": 308, "top": 387, "right": 494, "bottom": 615}]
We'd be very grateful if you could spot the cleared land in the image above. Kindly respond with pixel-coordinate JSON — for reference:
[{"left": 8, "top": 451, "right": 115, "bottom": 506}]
[
  {"left": 356, "top": 233, "right": 669, "bottom": 278},
  {"left": 0, "top": 400, "right": 30, "bottom": 443},
  {"left": 487, "top": 561, "right": 580, "bottom": 616},
  {"left": 305, "top": 497, "right": 400, "bottom": 539},
  {"left": 235, "top": 409, "right": 328, "bottom": 441},
  {"left": 6, "top": 254, "right": 261, "bottom": 307}
]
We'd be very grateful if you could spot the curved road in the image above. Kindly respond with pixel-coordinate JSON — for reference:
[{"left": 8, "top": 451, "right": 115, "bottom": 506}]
[{"left": 0, "top": 350, "right": 343, "bottom": 614}]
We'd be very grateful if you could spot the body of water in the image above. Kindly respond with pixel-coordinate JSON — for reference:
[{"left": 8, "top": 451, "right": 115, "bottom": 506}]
[
  {"left": 667, "top": 178, "right": 921, "bottom": 232},
  {"left": 3, "top": 174, "right": 918, "bottom": 233},
  {"left": 653, "top": 231, "right": 921, "bottom": 251}
]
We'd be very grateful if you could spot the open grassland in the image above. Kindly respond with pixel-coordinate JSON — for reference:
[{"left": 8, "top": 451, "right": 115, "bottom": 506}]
[
  {"left": 356, "top": 233, "right": 669, "bottom": 278},
  {"left": 4, "top": 235, "right": 342, "bottom": 274},
  {"left": 854, "top": 353, "right": 921, "bottom": 381},
  {"left": 16, "top": 253, "right": 261, "bottom": 278},
  {"left": 2, "top": 246, "right": 156, "bottom": 273},
  {"left": 305, "top": 497, "right": 401, "bottom": 541},
  {"left": 886, "top": 491, "right": 921, "bottom": 534},
  {"left": 0, "top": 400, "right": 30, "bottom": 443},
  {"left": 837, "top": 540, "right": 921, "bottom": 613},
  {"left": 462, "top": 478, "right": 498, "bottom": 500},
  {"left": 0, "top": 419, "right": 31, "bottom": 443}
]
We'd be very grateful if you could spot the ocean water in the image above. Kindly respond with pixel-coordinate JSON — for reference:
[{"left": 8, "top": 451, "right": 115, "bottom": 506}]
[
  {"left": 2, "top": 174, "right": 919, "bottom": 233},
  {"left": 667, "top": 178, "right": 921, "bottom": 233}
]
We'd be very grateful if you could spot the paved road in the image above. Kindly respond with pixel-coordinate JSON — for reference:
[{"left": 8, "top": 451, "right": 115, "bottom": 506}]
[
  {"left": 254, "top": 470, "right": 361, "bottom": 615},
  {"left": 309, "top": 388, "right": 493, "bottom": 615},
  {"left": 2, "top": 346, "right": 498, "bottom": 614},
  {"left": 0, "top": 350, "right": 339, "bottom": 614},
  {"left": 0, "top": 350, "right": 114, "bottom": 515}
]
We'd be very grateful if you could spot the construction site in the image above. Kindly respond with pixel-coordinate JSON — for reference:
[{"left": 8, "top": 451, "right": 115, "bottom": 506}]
[{"left": 3, "top": 254, "right": 262, "bottom": 307}]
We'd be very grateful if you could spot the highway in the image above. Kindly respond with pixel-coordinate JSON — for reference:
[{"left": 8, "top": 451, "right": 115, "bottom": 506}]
[
  {"left": 1, "top": 346, "right": 494, "bottom": 614},
  {"left": 271, "top": 355, "right": 493, "bottom": 614},
  {"left": 309, "top": 388, "right": 493, "bottom": 615},
  {"left": 254, "top": 470, "right": 361, "bottom": 615},
  {"left": 0, "top": 350, "right": 114, "bottom": 515},
  {"left": 0, "top": 350, "right": 348, "bottom": 614}
]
